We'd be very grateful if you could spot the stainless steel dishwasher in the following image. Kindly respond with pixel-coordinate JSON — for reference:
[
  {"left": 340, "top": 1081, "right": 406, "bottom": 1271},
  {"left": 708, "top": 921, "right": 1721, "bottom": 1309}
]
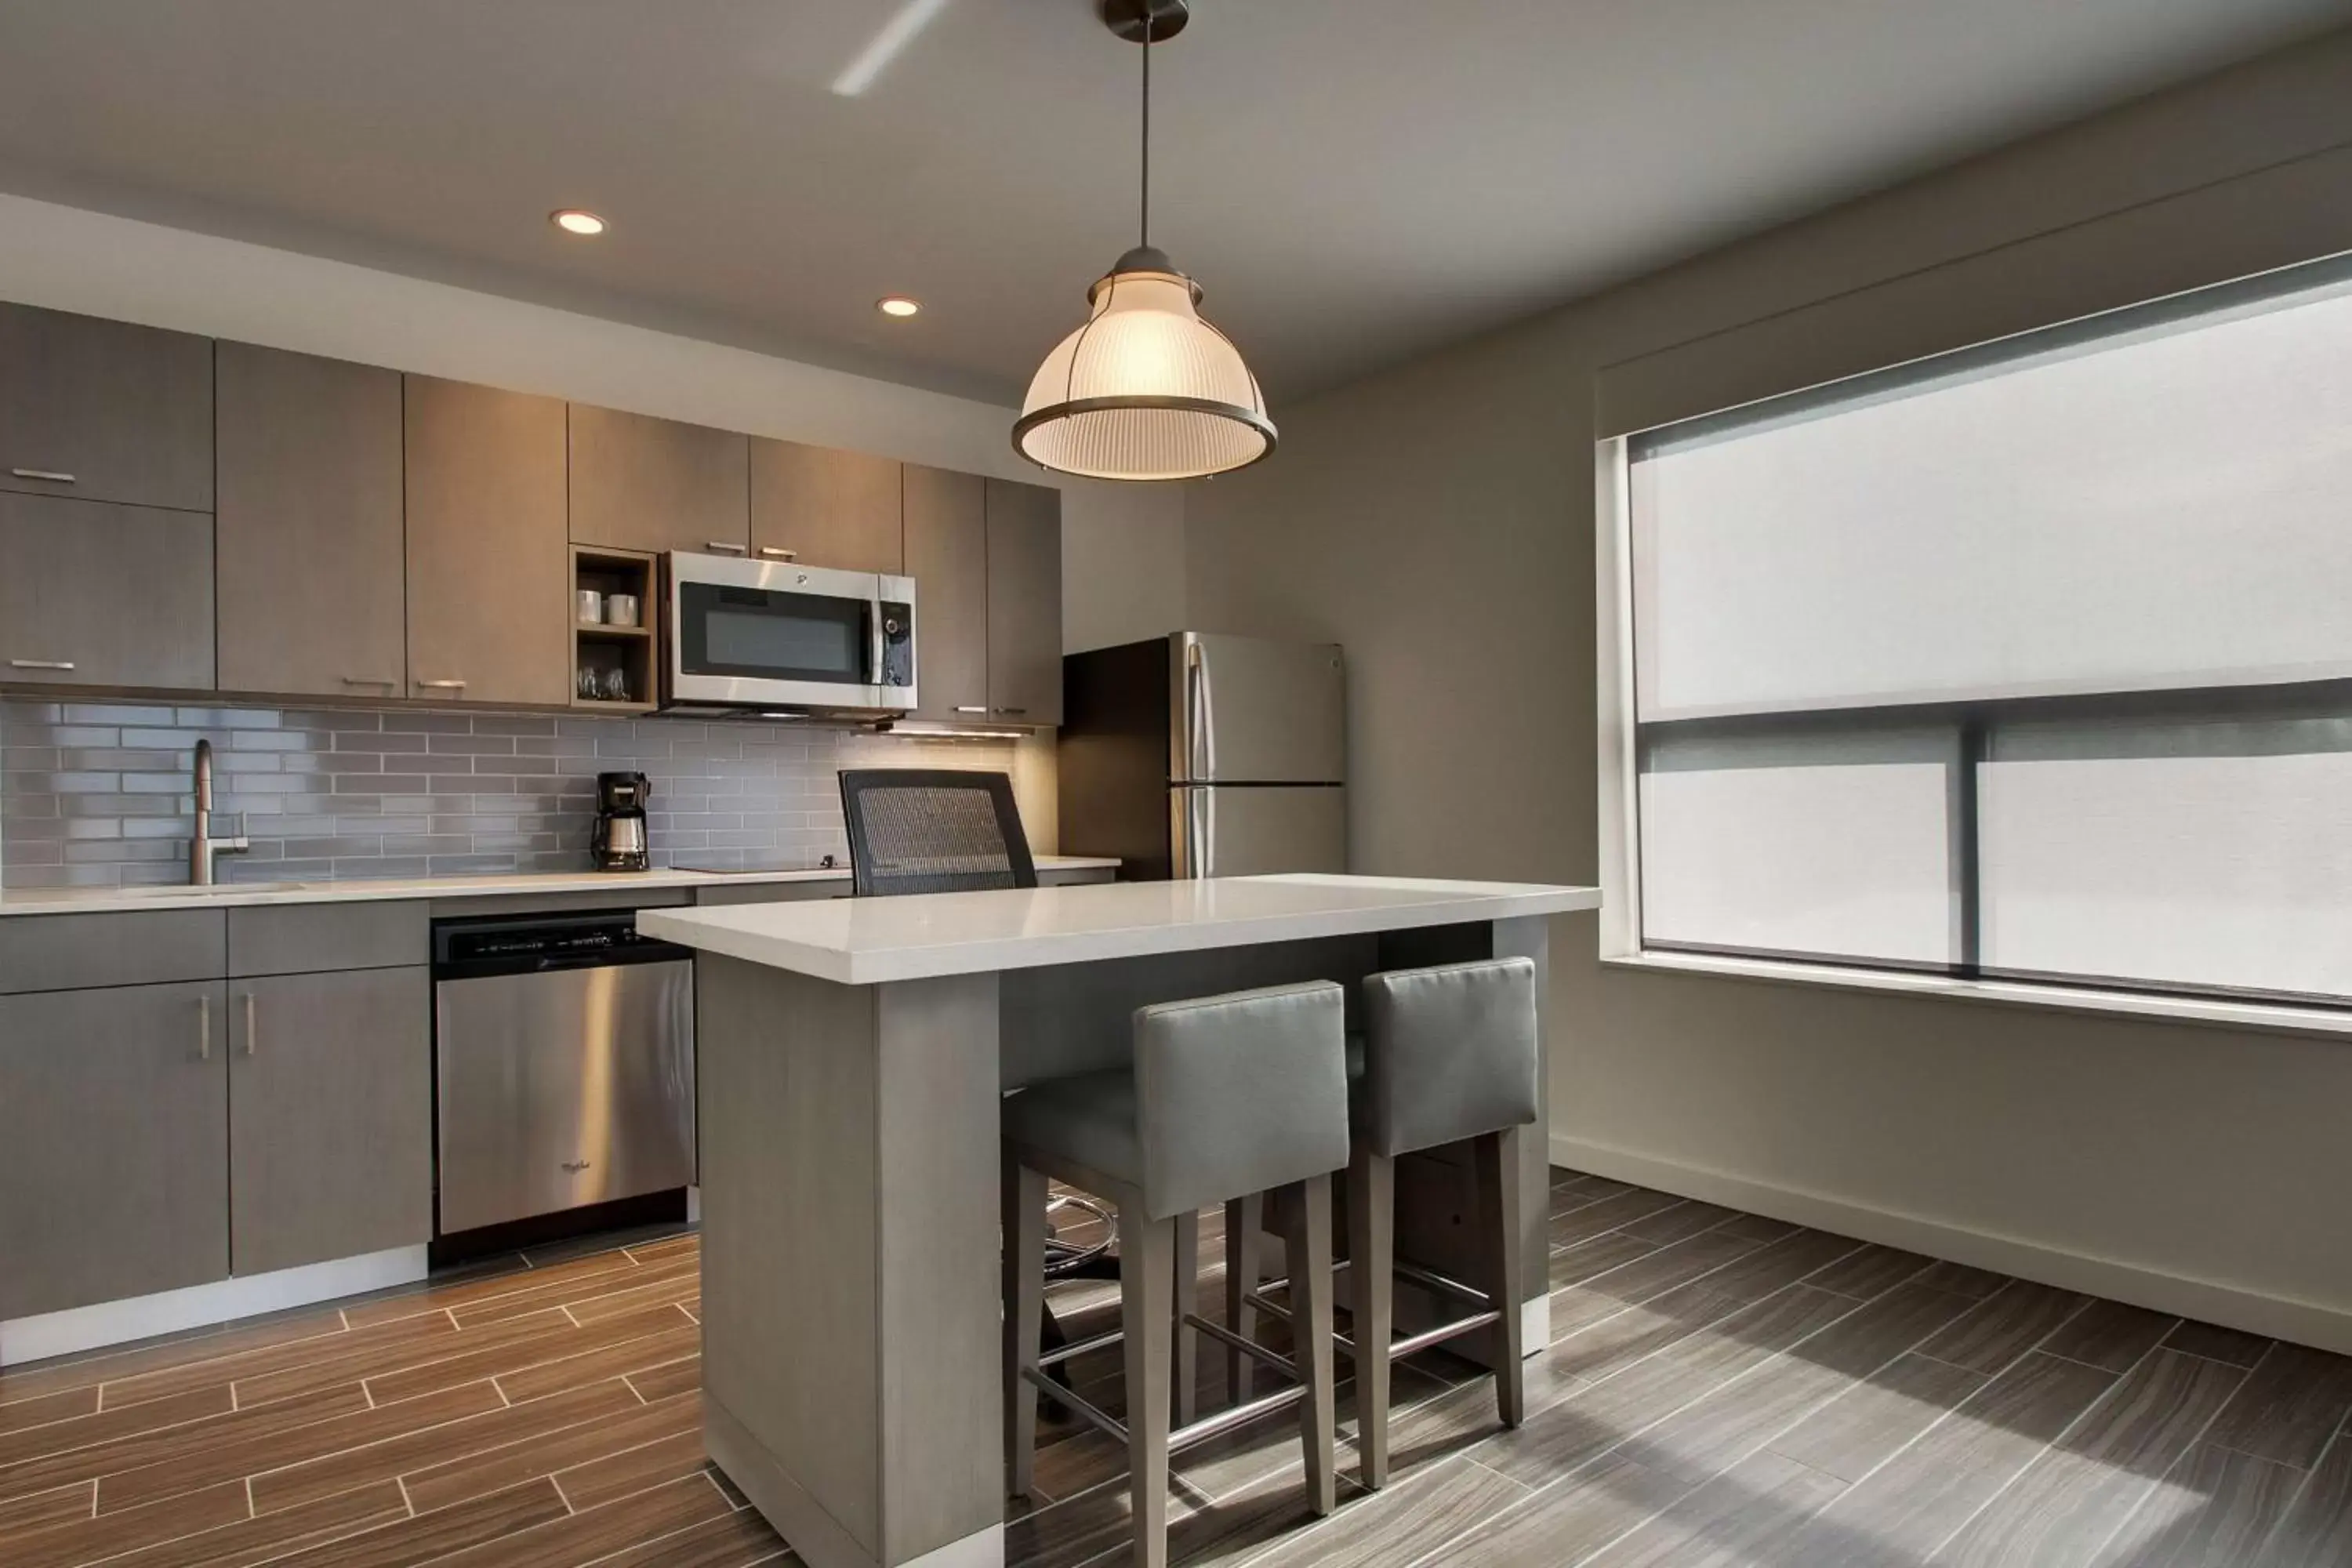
[{"left": 432, "top": 909, "right": 695, "bottom": 1236}]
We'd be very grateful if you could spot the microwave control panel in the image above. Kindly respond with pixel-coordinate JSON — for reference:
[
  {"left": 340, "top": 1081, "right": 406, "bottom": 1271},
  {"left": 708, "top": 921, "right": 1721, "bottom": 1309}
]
[{"left": 879, "top": 601, "right": 915, "bottom": 688}]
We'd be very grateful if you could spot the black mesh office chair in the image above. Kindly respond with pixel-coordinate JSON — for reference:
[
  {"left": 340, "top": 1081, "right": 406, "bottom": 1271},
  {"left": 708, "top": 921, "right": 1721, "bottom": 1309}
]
[
  {"left": 839, "top": 768, "right": 1040, "bottom": 895},
  {"left": 837, "top": 770, "right": 1117, "bottom": 1310}
]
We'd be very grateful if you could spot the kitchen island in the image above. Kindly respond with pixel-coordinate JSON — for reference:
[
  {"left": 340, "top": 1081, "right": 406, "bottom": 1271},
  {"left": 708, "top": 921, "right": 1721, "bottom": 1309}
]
[{"left": 639, "top": 872, "right": 1602, "bottom": 1568}]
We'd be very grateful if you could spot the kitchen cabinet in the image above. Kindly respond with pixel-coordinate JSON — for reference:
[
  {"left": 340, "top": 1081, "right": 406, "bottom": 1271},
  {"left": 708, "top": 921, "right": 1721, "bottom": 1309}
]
[
  {"left": 216, "top": 343, "right": 407, "bottom": 698},
  {"left": 404, "top": 376, "right": 572, "bottom": 706},
  {"left": 0, "top": 981, "right": 230, "bottom": 1319},
  {"left": 750, "top": 438, "right": 902, "bottom": 574},
  {"left": 0, "top": 302, "right": 213, "bottom": 514},
  {"left": 985, "top": 478, "right": 1063, "bottom": 725},
  {"left": 902, "top": 463, "right": 989, "bottom": 721},
  {"left": 569, "top": 404, "right": 750, "bottom": 557},
  {"left": 228, "top": 967, "right": 433, "bottom": 1276},
  {"left": 0, "top": 493, "right": 216, "bottom": 691}
]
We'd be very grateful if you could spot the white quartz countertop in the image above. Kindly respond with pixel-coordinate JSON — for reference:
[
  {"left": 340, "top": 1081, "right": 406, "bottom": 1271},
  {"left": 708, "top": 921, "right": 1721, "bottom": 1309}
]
[
  {"left": 637, "top": 873, "right": 1603, "bottom": 985},
  {"left": 0, "top": 857, "right": 1123, "bottom": 917}
]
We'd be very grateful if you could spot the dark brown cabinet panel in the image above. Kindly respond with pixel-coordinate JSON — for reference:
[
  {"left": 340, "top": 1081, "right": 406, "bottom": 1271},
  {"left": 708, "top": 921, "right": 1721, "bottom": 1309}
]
[
  {"left": 229, "top": 967, "right": 433, "bottom": 1276},
  {"left": 0, "top": 493, "right": 215, "bottom": 691},
  {"left": 216, "top": 344, "right": 407, "bottom": 698},
  {"left": 404, "top": 376, "right": 572, "bottom": 706},
  {"left": 902, "top": 463, "right": 989, "bottom": 721},
  {"left": 0, "top": 982, "right": 230, "bottom": 1319},
  {"left": 0, "top": 303, "right": 214, "bottom": 514},
  {"left": 750, "top": 439, "right": 902, "bottom": 573},
  {"left": 568, "top": 404, "right": 749, "bottom": 556},
  {"left": 985, "top": 479, "right": 1063, "bottom": 726}
]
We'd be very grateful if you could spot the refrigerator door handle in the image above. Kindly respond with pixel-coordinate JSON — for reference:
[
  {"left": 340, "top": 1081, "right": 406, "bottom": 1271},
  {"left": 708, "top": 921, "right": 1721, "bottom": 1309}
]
[
  {"left": 1174, "top": 787, "right": 1214, "bottom": 878},
  {"left": 1184, "top": 637, "right": 1212, "bottom": 782}
]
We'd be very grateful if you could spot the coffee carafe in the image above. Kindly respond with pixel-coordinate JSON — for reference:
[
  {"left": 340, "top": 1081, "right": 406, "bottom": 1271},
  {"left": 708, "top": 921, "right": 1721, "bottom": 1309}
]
[{"left": 591, "top": 771, "right": 651, "bottom": 872}]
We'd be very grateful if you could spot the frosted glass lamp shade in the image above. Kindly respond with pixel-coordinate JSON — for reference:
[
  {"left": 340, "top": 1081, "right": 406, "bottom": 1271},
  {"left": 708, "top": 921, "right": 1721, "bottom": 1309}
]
[{"left": 1015, "top": 260, "right": 1276, "bottom": 481}]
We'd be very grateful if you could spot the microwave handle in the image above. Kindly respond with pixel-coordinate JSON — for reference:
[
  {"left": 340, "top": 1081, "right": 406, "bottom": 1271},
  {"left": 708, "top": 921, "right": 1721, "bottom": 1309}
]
[{"left": 869, "top": 599, "right": 886, "bottom": 685}]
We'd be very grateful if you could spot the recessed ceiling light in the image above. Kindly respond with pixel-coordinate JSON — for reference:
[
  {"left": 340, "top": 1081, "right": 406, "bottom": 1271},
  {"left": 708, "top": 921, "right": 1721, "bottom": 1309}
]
[
  {"left": 550, "top": 209, "right": 608, "bottom": 237},
  {"left": 877, "top": 296, "right": 921, "bottom": 318}
]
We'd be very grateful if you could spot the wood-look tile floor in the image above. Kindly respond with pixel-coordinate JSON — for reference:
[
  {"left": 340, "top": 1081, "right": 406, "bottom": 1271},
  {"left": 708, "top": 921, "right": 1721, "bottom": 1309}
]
[{"left": 3, "top": 1174, "right": 2349, "bottom": 1566}]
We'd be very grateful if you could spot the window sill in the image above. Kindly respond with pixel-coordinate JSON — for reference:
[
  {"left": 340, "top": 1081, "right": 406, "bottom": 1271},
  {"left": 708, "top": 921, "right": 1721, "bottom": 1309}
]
[{"left": 1599, "top": 948, "right": 2352, "bottom": 1040}]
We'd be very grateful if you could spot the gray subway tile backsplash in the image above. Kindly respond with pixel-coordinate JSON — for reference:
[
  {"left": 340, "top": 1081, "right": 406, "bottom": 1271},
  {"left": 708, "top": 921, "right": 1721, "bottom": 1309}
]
[{"left": 0, "top": 699, "right": 1026, "bottom": 890}]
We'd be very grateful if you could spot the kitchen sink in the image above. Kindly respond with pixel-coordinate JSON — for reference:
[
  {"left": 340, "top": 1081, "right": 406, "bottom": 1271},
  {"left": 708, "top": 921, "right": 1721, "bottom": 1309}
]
[{"left": 132, "top": 881, "right": 311, "bottom": 898}]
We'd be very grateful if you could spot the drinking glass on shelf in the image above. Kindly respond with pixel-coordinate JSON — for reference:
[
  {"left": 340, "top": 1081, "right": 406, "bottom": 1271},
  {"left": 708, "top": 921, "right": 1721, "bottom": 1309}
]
[
  {"left": 577, "top": 666, "right": 600, "bottom": 699},
  {"left": 601, "top": 666, "right": 630, "bottom": 702}
]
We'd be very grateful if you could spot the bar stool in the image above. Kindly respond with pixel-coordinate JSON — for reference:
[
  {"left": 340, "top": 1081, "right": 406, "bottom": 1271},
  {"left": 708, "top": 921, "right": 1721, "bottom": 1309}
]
[
  {"left": 1227, "top": 957, "right": 1539, "bottom": 1490},
  {"left": 1002, "top": 982, "right": 1352, "bottom": 1568}
]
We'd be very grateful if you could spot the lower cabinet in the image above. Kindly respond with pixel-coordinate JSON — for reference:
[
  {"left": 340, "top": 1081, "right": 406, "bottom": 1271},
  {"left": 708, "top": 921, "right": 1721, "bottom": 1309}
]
[
  {"left": 228, "top": 967, "right": 434, "bottom": 1277},
  {"left": 0, "top": 966, "right": 434, "bottom": 1322},
  {"left": 0, "top": 981, "right": 230, "bottom": 1320}
]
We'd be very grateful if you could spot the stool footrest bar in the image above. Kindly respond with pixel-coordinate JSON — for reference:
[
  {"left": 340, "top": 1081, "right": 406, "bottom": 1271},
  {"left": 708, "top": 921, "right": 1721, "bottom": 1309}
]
[
  {"left": 1240, "top": 1288, "right": 1294, "bottom": 1323},
  {"left": 1020, "top": 1366, "right": 1127, "bottom": 1443},
  {"left": 1181, "top": 1313, "right": 1298, "bottom": 1383},
  {"left": 1388, "top": 1308, "right": 1502, "bottom": 1362},
  {"left": 1169, "top": 1382, "right": 1309, "bottom": 1453},
  {"left": 1393, "top": 1259, "right": 1494, "bottom": 1309},
  {"left": 1037, "top": 1326, "right": 1125, "bottom": 1369}
]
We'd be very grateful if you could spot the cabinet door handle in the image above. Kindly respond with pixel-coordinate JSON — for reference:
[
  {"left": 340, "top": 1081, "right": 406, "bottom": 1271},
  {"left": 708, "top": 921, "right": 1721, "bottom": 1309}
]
[
  {"left": 757, "top": 546, "right": 797, "bottom": 561},
  {"left": 342, "top": 675, "right": 397, "bottom": 688},
  {"left": 8, "top": 659, "right": 74, "bottom": 671},
  {"left": 992, "top": 706, "right": 1028, "bottom": 717},
  {"left": 704, "top": 542, "right": 747, "bottom": 555},
  {"left": 416, "top": 678, "right": 467, "bottom": 691},
  {"left": 953, "top": 705, "right": 989, "bottom": 715},
  {"left": 242, "top": 992, "right": 257, "bottom": 1057},
  {"left": 197, "top": 996, "right": 211, "bottom": 1061},
  {"left": 8, "top": 468, "right": 74, "bottom": 484}
]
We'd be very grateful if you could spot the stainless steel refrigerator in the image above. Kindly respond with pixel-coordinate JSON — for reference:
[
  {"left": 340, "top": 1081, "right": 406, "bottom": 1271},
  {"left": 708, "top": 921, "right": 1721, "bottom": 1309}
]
[{"left": 1059, "top": 632, "right": 1345, "bottom": 880}]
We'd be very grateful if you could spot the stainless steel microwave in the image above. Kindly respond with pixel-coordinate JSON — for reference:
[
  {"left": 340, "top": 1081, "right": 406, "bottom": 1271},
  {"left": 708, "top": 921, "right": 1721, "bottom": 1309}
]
[{"left": 662, "top": 551, "right": 916, "bottom": 718}]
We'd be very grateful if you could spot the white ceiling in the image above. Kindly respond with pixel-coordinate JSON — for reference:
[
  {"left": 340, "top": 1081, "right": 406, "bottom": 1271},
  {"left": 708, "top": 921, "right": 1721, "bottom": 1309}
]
[{"left": 0, "top": 0, "right": 2343, "bottom": 405}]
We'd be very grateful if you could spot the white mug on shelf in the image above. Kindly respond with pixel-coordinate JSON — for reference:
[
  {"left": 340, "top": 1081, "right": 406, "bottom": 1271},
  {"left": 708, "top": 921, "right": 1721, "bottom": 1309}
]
[
  {"left": 605, "top": 593, "right": 641, "bottom": 627},
  {"left": 576, "top": 589, "right": 605, "bottom": 624}
]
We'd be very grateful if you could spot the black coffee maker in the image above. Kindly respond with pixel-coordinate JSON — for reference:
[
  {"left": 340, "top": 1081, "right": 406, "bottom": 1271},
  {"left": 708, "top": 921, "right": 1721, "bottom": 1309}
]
[{"left": 591, "top": 771, "right": 651, "bottom": 872}]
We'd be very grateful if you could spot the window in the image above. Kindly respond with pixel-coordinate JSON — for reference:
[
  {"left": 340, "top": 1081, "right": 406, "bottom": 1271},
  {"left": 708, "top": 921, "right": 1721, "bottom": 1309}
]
[{"left": 1624, "top": 257, "right": 2352, "bottom": 1007}]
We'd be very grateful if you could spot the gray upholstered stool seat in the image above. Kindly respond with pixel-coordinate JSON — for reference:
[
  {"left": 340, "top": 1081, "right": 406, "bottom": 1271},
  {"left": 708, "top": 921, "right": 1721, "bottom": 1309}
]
[
  {"left": 1003, "top": 981, "right": 1352, "bottom": 1568},
  {"left": 1000, "top": 1069, "right": 1143, "bottom": 1186}
]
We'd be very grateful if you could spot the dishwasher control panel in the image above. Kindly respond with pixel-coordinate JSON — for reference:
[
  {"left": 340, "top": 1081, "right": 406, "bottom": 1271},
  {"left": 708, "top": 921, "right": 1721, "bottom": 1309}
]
[{"left": 432, "top": 909, "right": 691, "bottom": 978}]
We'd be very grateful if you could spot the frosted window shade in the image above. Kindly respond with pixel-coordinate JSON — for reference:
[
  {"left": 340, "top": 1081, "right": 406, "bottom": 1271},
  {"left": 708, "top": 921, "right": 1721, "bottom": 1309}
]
[
  {"left": 1980, "top": 720, "right": 2352, "bottom": 999},
  {"left": 1639, "top": 731, "right": 1957, "bottom": 965},
  {"left": 1627, "top": 260, "right": 2352, "bottom": 1007},
  {"left": 1018, "top": 271, "right": 1272, "bottom": 481},
  {"left": 1631, "top": 277, "right": 2352, "bottom": 720}
]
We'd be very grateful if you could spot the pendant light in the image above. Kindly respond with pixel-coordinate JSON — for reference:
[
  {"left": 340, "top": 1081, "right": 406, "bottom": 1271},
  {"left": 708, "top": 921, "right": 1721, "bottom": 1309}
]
[{"left": 1014, "top": 0, "right": 1275, "bottom": 481}]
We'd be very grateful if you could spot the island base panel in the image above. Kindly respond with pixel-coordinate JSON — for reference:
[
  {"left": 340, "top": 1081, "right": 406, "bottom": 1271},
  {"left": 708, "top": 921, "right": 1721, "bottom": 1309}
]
[{"left": 697, "top": 955, "right": 1004, "bottom": 1568}]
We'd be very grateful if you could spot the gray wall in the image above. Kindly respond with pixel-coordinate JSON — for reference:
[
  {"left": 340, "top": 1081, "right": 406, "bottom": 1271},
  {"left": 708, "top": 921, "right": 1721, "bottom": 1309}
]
[{"left": 1181, "top": 31, "right": 2352, "bottom": 1348}]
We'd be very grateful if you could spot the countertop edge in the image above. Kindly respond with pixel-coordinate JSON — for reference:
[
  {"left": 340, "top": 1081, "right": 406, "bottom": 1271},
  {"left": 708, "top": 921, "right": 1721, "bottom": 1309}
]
[{"left": 639, "top": 884, "right": 1604, "bottom": 985}]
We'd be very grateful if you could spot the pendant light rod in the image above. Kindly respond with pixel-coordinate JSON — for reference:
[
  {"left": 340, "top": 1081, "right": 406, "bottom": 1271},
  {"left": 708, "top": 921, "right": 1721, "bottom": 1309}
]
[{"left": 1139, "top": 9, "right": 1150, "bottom": 249}]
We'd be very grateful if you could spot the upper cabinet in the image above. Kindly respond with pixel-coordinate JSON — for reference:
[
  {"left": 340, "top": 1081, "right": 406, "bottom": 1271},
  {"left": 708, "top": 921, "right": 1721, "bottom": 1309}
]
[
  {"left": 216, "top": 345, "right": 407, "bottom": 699},
  {"left": 0, "top": 303, "right": 213, "bottom": 513},
  {"left": 985, "top": 479, "right": 1063, "bottom": 727},
  {"left": 568, "top": 404, "right": 749, "bottom": 557},
  {"left": 750, "top": 438, "right": 902, "bottom": 574},
  {"left": 902, "top": 464, "right": 989, "bottom": 722},
  {"left": 404, "top": 376, "right": 573, "bottom": 707},
  {"left": 0, "top": 301, "right": 1066, "bottom": 720},
  {"left": 0, "top": 494, "right": 215, "bottom": 691}
]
